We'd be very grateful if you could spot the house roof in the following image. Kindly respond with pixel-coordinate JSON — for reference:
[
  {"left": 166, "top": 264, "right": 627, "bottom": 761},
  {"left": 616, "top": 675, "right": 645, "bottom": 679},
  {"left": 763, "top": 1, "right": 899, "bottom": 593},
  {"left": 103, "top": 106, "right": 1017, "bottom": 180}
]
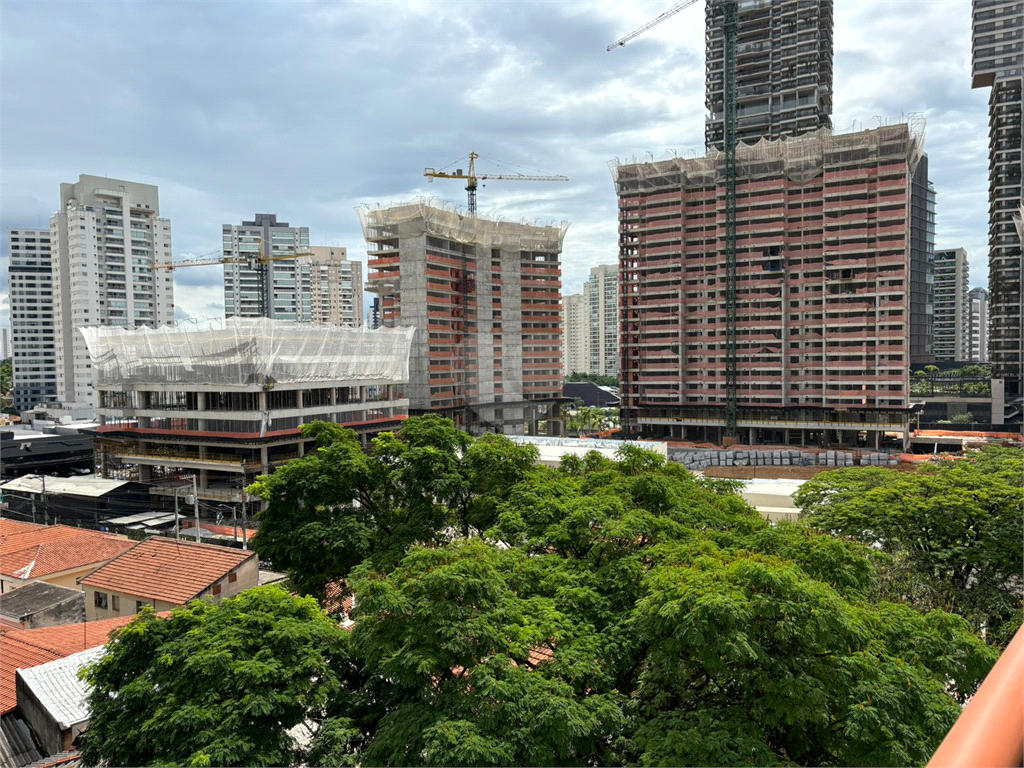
[
  {"left": 0, "top": 712, "right": 43, "bottom": 767},
  {"left": 79, "top": 536, "right": 255, "bottom": 605},
  {"left": 0, "top": 615, "right": 136, "bottom": 715},
  {"left": 0, "top": 519, "right": 136, "bottom": 581},
  {"left": 0, "top": 582, "right": 83, "bottom": 622},
  {"left": 17, "top": 647, "right": 104, "bottom": 729},
  {"left": 0, "top": 475, "right": 132, "bottom": 499}
]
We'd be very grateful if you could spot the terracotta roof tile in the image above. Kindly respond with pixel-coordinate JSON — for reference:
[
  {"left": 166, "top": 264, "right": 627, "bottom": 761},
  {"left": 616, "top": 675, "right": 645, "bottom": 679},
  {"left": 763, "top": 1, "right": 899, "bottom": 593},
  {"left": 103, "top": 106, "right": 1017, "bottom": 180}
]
[
  {"left": 80, "top": 537, "right": 255, "bottom": 605},
  {"left": 0, "top": 518, "right": 135, "bottom": 580},
  {"left": 0, "top": 615, "right": 135, "bottom": 714}
]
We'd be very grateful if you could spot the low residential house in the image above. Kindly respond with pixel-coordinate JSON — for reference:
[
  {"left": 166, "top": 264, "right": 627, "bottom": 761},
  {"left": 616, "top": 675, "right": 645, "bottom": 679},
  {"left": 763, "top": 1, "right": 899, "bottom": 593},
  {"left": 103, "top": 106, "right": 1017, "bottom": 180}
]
[
  {"left": 0, "top": 615, "right": 137, "bottom": 716},
  {"left": 0, "top": 583, "right": 85, "bottom": 630},
  {"left": 0, "top": 519, "right": 135, "bottom": 594},
  {"left": 78, "top": 537, "right": 257, "bottom": 619},
  {"left": 15, "top": 647, "right": 102, "bottom": 756}
]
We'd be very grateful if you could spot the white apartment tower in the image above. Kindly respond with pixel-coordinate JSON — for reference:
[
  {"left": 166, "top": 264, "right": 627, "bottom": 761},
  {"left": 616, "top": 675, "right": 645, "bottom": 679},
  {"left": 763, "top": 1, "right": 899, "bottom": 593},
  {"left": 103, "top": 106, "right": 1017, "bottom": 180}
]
[
  {"left": 932, "top": 248, "right": 971, "bottom": 362},
  {"left": 307, "top": 246, "right": 364, "bottom": 327},
  {"left": 586, "top": 264, "right": 619, "bottom": 378},
  {"left": 969, "top": 287, "right": 990, "bottom": 363},
  {"left": 51, "top": 176, "right": 174, "bottom": 408},
  {"left": 8, "top": 228, "right": 57, "bottom": 411},
  {"left": 562, "top": 293, "right": 589, "bottom": 377},
  {"left": 223, "top": 214, "right": 311, "bottom": 320}
]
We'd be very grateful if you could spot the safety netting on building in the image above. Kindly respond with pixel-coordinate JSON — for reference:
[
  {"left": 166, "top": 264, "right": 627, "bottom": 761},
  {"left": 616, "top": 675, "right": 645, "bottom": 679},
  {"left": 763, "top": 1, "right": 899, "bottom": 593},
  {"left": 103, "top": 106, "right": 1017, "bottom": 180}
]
[
  {"left": 79, "top": 318, "right": 416, "bottom": 388},
  {"left": 610, "top": 120, "right": 926, "bottom": 192},
  {"left": 356, "top": 198, "right": 569, "bottom": 252}
]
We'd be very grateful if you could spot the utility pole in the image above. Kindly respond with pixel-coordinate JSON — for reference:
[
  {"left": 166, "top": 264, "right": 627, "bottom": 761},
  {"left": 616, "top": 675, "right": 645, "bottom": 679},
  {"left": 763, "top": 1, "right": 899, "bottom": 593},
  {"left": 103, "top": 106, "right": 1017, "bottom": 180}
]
[
  {"left": 41, "top": 476, "right": 47, "bottom": 526},
  {"left": 192, "top": 475, "right": 201, "bottom": 543},
  {"left": 174, "top": 490, "right": 180, "bottom": 540},
  {"left": 240, "top": 492, "right": 248, "bottom": 551}
]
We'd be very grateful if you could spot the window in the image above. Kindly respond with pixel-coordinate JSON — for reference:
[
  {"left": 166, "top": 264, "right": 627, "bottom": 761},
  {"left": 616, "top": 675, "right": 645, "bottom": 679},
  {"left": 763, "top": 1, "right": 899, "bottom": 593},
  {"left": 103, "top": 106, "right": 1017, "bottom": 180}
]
[
  {"left": 212, "top": 583, "right": 222, "bottom": 596},
  {"left": 111, "top": 595, "right": 120, "bottom": 611},
  {"left": 228, "top": 570, "right": 238, "bottom": 584},
  {"left": 136, "top": 600, "right": 147, "bottom": 613},
  {"left": 94, "top": 591, "right": 109, "bottom": 610}
]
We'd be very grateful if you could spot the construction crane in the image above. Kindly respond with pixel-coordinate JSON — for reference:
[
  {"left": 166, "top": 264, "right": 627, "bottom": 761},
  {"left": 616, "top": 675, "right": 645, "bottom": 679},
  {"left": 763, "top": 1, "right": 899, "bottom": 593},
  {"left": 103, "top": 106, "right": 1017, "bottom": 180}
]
[
  {"left": 153, "top": 239, "right": 316, "bottom": 318},
  {"left": 423, "top": 152, "right": 568, "bottom": 216},
  {"left": 609, "top": 0, "right": 740, "bottom": 439}
]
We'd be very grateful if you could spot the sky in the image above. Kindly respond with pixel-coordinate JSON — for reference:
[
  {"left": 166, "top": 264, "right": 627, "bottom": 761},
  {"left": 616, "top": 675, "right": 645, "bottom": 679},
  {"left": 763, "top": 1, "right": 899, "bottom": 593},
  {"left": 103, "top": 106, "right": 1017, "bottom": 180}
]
[{"left": 0, "top": 0, "right": 991, "bottom": 328}]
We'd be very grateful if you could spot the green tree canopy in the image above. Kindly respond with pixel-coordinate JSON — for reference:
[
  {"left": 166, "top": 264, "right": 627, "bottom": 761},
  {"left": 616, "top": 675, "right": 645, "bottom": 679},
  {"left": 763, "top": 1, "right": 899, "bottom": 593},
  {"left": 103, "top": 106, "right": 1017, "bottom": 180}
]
[
  {"left": 87, "top": 420, "right": 1003, "bottom": 767},
  {"left": 795, "top": 447, "right": 1024, "bottom": 647},
  {"left": 248, "top": 416, "right": 539, "bottom": 602},
  {"left": 80, "top": 586, "right": 349, "bottom": 768}
]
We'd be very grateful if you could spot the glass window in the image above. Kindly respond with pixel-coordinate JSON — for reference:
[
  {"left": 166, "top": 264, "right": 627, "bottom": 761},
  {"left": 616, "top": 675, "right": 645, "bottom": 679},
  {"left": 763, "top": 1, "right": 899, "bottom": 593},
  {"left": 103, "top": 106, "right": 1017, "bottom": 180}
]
[{"left": 94, "top": 591, "right": 109, "bottom": 610}]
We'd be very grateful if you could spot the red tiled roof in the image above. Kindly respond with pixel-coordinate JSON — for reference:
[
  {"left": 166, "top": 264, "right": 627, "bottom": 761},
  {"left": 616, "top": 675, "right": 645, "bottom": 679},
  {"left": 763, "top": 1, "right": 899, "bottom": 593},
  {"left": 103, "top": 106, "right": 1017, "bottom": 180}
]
[
  {"left": 0, "top": 615, "right": 135, "bottom": 714},
  {"left": 180, "top": 521, "right": 254, "bottom": 540},
  {"left": 79, "top": 537, "right": 255, "bottom": 605},
  {"left": 0, "top": 519, "right": 136, "bottom": 580}
]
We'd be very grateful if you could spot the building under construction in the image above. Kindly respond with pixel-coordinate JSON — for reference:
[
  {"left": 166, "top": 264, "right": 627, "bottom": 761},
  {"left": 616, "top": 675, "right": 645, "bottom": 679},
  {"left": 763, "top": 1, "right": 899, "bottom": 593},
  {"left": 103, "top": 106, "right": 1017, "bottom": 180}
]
[
  {"left": 360, "top": 200, "right": 567, "bottom": 435},
  {"left": 80, "top": 318, "right": 414, "bottom": 510},
  {"left": 613, "top": 123, "right": 924, "bottom": 448}
]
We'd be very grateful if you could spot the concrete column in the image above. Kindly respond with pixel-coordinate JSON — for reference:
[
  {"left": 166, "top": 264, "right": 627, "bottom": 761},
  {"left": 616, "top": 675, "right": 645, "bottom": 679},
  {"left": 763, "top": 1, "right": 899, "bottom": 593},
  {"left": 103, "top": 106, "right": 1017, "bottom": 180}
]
[
  {"left": 197, "top": 391, "right": 206, "bottom": 431},
  {"left": 199, "top": 469, "right": 208, "bottom": 490},
  {"left": 749, "top": 427, "right": 756, "bottom": 445},
  {"left": 260, "top": 446, "right": 268, "bottom": 465}
]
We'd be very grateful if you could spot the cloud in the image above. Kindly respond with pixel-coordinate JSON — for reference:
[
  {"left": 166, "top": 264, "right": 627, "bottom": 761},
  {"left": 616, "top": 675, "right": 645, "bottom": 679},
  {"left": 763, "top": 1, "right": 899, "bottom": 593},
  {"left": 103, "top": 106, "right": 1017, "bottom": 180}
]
[{"left": 0, "top": 0, "right": 994, "bottom": 336}]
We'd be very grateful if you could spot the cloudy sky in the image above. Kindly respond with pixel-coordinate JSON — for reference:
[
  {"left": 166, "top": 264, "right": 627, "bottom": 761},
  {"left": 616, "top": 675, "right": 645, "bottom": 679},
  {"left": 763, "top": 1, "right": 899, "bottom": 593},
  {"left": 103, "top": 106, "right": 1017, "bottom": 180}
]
[{"left": 1, "top": 0, "right": 990, "bottom": 327}]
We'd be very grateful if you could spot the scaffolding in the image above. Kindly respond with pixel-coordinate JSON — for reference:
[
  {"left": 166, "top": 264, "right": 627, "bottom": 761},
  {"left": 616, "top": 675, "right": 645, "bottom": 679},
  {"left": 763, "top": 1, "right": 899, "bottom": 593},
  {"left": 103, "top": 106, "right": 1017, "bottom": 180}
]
[
  {"left": 79, "top": 317, "right": 415, "bottom": 389},
  {"left": 610, "top": 121, "right": 926, "bottom": 190},
  {"left": 357, "top": 198, "right": 569, "bottom": 252},
  {"left": 360, "top": 199, "right": 567, "bottom": 435}
]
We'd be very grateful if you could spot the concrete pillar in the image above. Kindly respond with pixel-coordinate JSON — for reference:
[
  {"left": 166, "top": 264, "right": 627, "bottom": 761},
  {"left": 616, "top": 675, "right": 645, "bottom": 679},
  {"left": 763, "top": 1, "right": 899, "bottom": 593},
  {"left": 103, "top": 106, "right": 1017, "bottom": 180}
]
[
  {"left": 139, "top": 465, "right": 152, "bottom": 481},
  {"left": 749, "top": 427, "right": 756, "bottom": 445},
  {"left": 199, "top": 469, "right": 208, "bottom": 490}
]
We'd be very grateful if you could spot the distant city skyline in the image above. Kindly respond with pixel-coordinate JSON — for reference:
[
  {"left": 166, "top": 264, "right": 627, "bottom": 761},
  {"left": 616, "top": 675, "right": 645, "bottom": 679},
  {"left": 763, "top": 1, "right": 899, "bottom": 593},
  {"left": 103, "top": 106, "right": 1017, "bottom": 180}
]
[{"left": 1, "top": 0, "right": 992, "bottom": 328}]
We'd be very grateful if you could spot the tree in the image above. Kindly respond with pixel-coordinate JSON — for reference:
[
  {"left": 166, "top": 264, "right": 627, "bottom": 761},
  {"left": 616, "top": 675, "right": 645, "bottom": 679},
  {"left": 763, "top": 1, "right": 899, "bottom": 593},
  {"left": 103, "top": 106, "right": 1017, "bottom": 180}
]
[
  {"left": 566, "top": 371, "right": 618, "bottom": 388},
  {"left": 323, "top": 445, "right": 996, "bottom": 766},
  {"left": 249, "top": 416, "right": 539, "bottom": 602},
  {"left": 80, "top": 586, "right": 349, "bottom": 768},
  {"left": 795, "top": 447, "right": 1024, "bottom": 647},
  {"left": 0, "top": 358, "right": 12, "bottom": 394},
  {"left": 130, "top": 422, "right": 996, "bottom": 768}
]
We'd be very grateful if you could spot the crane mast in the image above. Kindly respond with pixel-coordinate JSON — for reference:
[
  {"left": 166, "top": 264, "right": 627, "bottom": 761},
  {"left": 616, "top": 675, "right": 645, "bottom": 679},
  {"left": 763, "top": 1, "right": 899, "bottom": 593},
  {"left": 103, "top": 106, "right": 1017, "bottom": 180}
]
[{"left": 609, "top": 0, "right": 740, "bottom": 439}]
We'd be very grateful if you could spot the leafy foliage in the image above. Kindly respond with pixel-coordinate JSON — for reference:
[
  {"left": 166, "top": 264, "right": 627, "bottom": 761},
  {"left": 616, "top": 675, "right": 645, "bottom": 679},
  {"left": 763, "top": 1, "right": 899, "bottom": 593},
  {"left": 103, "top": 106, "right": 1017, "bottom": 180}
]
[
  {"left": 80, "top": 586, "right": 348, "bottom": 767},
  {"left": 88, "top": 419, "right": 1003, "bottom": 767},
  {"left": 796, "top": 447, "right": 1024, "bottom": 647},
  {"left": 566, "top": 371, "right": 618, "bottom": 388},
  {"left": 248, "top": 416, "right": 538, "bottom": 601}
]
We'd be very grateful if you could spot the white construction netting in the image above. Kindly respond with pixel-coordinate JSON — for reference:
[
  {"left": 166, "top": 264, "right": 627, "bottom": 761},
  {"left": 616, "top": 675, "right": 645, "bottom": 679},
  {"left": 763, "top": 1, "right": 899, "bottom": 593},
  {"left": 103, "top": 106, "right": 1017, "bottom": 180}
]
[
  {"left": 356, "top": 198, "right": 569, "bottom": 252},
  {"left": 610, "top": 121, "right": 926, "bottom": 192},
  {"left": 79, "top": 318, "right": 416, "bottom": 388}
]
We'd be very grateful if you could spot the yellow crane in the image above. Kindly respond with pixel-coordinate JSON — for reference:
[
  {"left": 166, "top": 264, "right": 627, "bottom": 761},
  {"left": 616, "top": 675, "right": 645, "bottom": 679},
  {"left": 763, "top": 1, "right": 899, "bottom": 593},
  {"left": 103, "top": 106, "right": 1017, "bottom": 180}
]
[
  {"left": 153, "top": 239, "right": 316, "bottom": 318},
  {"left": 423, "top": 152, "right": 568, "bottom": 216}
]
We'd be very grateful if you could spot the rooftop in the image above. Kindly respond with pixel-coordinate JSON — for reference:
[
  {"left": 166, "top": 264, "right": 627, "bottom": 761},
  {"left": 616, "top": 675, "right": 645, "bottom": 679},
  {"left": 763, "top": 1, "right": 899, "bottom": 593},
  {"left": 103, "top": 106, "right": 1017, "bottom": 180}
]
[
  {"left": 0, "top": 519, "right": 135, "bottom": 581},
  {"left": 79, "top": 536, "right": 255, "bottom": 605},
  {"left": 17, "top": 646, "right": 105, "bottom": 728},
  {"left": 0, "top": 475, "right": 133, "bottom": 499},
  {"left": 79, "top": 317, "right": 415, "bottom": 390},
  {"left": 0, "top": 583, "right": 83, "bottom": 622},
  {"left": 0, "top": 614, "right": 136, "bottom": 714}
]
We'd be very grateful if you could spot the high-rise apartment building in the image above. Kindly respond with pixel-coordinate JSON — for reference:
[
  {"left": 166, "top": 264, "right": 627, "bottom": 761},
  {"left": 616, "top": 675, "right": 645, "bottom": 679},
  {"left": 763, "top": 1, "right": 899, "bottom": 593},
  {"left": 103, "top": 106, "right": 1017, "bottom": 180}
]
[
  {"left": 705, "top": 0, "right": 834, "bottom": 150},
  {"left": 614, "top": 123, "right": 922, "bottom": 447},
  {"left": 969, "top": 286, "right": 990, "bottom": 363},
  {"left": 51, "top": 176, "right": 174, "bottom": 408},
  {"left": 932, "top": 248, "right": 971, "bottom": 362},
  {"left": 367, "top": 297, "right": 381, "bottom": 330},
  {"left": 8, "top": 228, "right": 57, "bottom": 411},
  {"left": 307, "top": 246, "right": 363, "bottom": 327},
  {"left": 585, "top": 264, "right": 619, "bottom": 377},
  {"left": 361, "top": 200, "right": 566, "bottom": 435},
  {"left": 223, "top": 214, "right": 311, "bottom": 321},
  {"left": 562, "top": 293, "right": 589, "bottom": 377},
  {"left": 909, "top": 156, "right": 937, "bottom": 365},
  {"left": 971, "top": 0, "right": 1023, "bottom": 398}
]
